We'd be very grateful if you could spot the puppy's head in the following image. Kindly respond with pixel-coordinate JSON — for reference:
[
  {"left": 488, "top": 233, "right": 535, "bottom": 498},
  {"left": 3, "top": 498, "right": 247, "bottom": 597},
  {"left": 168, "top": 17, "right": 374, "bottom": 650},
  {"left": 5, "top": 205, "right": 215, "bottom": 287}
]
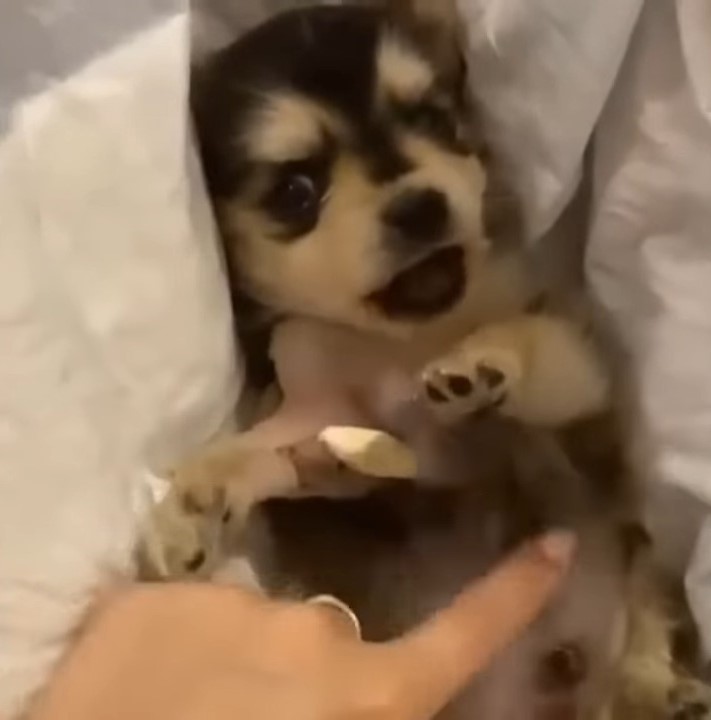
[{"left": 193, "top": 1, "right": 509, "bottom": 334}]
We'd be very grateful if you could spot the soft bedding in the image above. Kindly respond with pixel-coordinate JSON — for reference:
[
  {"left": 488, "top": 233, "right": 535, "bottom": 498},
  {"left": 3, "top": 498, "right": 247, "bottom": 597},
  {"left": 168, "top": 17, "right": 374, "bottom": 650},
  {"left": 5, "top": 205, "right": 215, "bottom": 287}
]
[
  {"left": 0, "top": 8, "right": 239, "bottom": 716},
  {"left": 1, "top": 0, "right": 710, "bottom": 717}
]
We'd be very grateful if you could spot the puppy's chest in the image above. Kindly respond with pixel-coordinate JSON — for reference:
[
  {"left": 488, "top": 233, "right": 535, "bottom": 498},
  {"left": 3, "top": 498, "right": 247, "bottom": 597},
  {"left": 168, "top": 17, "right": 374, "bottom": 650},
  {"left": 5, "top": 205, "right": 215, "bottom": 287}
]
[{"left": 272, "top": 316, "right": 479, "bottom": 400}]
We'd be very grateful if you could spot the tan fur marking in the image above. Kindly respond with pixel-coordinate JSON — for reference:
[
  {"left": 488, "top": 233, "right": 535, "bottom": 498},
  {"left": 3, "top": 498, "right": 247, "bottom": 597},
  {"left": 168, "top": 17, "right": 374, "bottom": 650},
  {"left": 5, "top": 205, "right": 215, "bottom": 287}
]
[
  {"left": 377, "top": 34, "right": 434, "bottom": 102},
  {"left": 243, "top": 93, "right": 338, "bottom": 162}
]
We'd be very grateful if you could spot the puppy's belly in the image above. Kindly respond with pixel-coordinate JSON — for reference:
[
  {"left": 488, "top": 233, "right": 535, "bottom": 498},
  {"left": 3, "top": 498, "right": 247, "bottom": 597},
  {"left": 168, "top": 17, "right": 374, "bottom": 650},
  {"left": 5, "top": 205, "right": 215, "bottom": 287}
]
[
  {"left": 249, "top": 494, "right": 625, "bottom": 720},
  {"left": 246, "top": 416, "right": 629, "bottom": 720}
]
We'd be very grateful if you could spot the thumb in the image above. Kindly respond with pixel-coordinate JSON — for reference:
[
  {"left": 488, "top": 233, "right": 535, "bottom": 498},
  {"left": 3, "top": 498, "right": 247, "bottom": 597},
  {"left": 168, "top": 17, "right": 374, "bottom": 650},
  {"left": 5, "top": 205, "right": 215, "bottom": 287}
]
[{"left": 384, "top": 531, "right": 576, "bottom": 719}]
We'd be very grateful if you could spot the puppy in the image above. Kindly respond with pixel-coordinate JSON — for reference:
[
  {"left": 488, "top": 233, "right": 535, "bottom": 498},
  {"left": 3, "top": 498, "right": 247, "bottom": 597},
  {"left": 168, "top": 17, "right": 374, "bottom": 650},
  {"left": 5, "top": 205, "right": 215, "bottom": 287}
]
[{"left": 139, "top": 2, "right": 709, "bottom": 718}]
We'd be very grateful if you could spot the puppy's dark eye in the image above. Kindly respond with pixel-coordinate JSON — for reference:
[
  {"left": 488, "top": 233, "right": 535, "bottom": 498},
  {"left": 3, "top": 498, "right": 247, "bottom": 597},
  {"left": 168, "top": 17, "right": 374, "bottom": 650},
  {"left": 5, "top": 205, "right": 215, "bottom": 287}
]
[
  {"left": 268, "top": 173, "right": 319, "bottom": 223},
  {"left": 261, "top": 144, "right": 334, "bottom": 239}
]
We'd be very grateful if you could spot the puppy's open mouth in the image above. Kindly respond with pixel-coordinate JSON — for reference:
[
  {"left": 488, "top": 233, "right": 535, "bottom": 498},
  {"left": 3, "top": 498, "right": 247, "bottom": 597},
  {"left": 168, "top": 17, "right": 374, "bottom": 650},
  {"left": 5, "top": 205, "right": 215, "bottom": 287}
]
[{"left": 367, "top": 246, "right": 467, "bottom": 320}]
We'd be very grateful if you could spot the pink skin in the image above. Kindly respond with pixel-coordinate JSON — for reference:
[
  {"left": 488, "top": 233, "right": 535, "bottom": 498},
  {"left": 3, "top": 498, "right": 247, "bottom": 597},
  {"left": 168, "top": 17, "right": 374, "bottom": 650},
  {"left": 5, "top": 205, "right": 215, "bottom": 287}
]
[
  {"left": 157, "top": 317, "right": 437, "bottom": 581},
  {"left": 196, "top": 317, "right": 433, "bottom": 513},
  {"left": 247, "top": 318, "right": 423, "bottom": 453}
]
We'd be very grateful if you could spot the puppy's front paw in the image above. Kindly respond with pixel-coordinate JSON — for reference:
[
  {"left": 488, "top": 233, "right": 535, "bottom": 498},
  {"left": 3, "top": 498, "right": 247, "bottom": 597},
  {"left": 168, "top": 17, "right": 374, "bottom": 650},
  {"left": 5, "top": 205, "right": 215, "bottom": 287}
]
[
  {"left": 421, "top": 343, "right": 522, "bottom": 424},
  {"left": 174, "top": 443, "right": 299, "bottom": 515},
  {"left": 140, "top": 443, "right": 298, "bottom": 580},
  {"left": 668, "top": 678, "right": 711, "bottom": 719},
  {"left": 139, "top": 486, "right": 224, "bottom": 580}
]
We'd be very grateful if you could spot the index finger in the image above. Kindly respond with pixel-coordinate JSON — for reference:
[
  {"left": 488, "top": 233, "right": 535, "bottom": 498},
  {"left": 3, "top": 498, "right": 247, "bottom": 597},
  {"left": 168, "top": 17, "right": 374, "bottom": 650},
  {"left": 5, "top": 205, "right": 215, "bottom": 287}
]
[{"left": 382, "top": 531, "right": 575, "bottom": 719}]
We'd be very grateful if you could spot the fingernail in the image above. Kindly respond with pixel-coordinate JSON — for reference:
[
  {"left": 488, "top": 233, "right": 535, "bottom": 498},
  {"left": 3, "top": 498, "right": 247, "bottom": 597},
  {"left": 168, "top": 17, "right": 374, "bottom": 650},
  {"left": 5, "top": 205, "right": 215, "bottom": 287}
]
[{"left": 536, "top": 530, "right": 577, "bottom": 567}]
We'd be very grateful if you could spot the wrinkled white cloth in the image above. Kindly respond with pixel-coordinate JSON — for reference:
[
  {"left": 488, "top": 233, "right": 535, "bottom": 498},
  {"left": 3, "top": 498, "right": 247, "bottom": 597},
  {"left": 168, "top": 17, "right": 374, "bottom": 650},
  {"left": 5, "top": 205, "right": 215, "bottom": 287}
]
[
  {"left": 0, "top": 13, "right": 239, "bottom": 717},
  {"left": 586, "top": 0, "right": 711, "bottom": 651},
  {"left": 456, "top": 0, "right": 711, "bottom": 646},
  {"left": 457, "top": 0, "right": 645, "bottom": 240},
  {"left": 1, "top": 0, "right": 711, "bottom": 717},
  {"left": 456, "top": 0, "right": 711, "bottom": 591}
]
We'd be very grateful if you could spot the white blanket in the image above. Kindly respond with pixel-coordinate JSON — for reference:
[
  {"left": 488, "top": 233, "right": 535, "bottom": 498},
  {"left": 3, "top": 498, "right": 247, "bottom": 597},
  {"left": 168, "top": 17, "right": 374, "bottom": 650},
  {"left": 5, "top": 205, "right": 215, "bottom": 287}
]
[
  {"left": 0, "top": 11, "right": 240, "bottom": 716},
  {"left": 1, "top": 1, "right": 710, "bottom": 716}
]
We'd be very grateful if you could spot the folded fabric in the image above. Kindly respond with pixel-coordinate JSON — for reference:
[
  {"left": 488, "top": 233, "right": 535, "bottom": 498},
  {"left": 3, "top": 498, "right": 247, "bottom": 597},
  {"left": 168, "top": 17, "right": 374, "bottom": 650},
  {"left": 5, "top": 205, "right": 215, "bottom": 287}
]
[
  {"left": 587, "top": 0, "right": 711, "bottom": 655},
  {"left": 0, "top": 9, "right": 240, "bottom": 716}
]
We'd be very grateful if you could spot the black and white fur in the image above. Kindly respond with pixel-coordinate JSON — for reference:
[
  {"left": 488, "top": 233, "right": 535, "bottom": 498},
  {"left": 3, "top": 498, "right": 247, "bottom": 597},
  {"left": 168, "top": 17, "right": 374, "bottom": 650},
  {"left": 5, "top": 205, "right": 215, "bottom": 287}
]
[{"left": 139, "top": 3, "right": 710, "bottom": 718}]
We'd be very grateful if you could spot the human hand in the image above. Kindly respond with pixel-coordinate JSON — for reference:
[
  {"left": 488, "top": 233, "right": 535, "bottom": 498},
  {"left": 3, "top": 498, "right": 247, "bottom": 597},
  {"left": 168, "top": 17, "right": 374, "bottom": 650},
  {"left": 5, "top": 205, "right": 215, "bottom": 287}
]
[{"left": 32, "top": 531, "right": 574, "bottom": 720}]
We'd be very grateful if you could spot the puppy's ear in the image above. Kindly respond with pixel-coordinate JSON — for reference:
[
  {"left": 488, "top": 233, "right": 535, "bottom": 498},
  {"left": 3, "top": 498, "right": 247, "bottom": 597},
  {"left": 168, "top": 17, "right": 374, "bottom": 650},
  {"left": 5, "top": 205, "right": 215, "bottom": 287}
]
[{"left": 382, "top": 0, "right": 464, "bottom": 82}]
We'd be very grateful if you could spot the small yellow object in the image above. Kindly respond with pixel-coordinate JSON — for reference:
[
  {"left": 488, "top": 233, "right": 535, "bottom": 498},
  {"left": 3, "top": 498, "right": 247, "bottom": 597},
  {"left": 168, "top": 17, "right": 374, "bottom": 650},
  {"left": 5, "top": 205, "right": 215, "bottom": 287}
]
[{"left": 318, "top": 426, "right": 418, "bottom": 479}]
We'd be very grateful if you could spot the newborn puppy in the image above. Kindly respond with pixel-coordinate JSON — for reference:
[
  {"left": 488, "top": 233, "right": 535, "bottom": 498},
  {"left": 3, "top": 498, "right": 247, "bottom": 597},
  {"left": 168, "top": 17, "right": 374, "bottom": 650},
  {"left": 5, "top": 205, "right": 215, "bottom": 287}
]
[
  {"left": 140, "top": 317, "right": 700, "bottom": 720},
  {"left": 141, "top": 314, "right": 611, "bottom": 578},
  {"left": 138, "top": 1, "right": 709, "bottom": 717}
]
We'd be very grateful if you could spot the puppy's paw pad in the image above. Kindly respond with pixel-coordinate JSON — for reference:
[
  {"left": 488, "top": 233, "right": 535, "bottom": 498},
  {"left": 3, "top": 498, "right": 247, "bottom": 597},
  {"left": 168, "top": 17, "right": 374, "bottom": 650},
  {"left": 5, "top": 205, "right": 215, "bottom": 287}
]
[
  {"left": 445, "top": 374, "right": 474, "bottom": 397},
  {"left": 140, "top": 491, "right": 221, "bottom": 581},
  {"left": 421, "top": 350, "right": 519, "bottom": 423},
  {"left": 669, "top": 680, "right": 711, "bottom": 719},
  {"left": 476, "top": 364, "right": 506, "bottom": 390},
  {"left": 425, "top": 382, "right": 449, "bottom": 403},
  {"left": 184, "top": 549, "right": 207, "bottom": 573}
]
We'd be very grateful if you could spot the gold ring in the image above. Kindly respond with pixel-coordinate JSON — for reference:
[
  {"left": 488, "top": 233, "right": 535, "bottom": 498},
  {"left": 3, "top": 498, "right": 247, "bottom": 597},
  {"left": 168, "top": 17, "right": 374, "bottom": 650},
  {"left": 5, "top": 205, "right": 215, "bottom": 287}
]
[{"left": 307, "top": 595, "right": 362, "bottom": 639}]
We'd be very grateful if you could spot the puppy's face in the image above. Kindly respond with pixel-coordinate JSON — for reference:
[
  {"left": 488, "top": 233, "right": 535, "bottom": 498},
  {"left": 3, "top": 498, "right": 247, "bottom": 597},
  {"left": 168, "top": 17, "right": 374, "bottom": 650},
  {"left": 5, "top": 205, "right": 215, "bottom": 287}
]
[{"left": 194, "top": 3, "right": 495, "bottom": 333}]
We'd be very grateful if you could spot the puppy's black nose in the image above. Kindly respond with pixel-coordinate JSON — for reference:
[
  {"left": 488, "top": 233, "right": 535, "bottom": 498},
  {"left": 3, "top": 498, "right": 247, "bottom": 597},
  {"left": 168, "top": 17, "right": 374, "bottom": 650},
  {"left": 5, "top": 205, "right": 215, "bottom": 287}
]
[{"left": 384, "top": 188, "right": 449, "bottom": 244}]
